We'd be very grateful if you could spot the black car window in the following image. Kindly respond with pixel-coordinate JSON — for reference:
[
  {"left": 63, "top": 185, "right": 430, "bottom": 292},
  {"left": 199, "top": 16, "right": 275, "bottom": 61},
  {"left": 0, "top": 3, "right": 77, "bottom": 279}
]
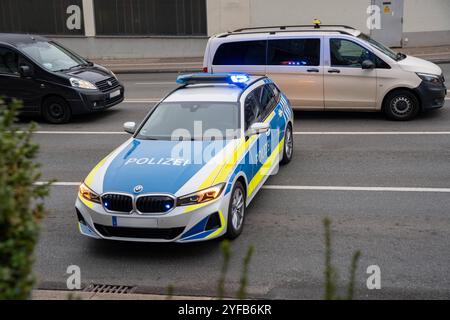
[
  {"left": 330, "top": 39, "right": 372, "bottom": 68},
  {"left": 244, "top": 91, "right": 261, "bottom": 130},
  {"left": 0, "top": 47, "right": 19, "bottom": 75},
  {"left": 268, "top": 39, "right": 320, "bottom": 66},
  {"left": 213, "top": 40, "right": 267, "bottom": 65},
  {"left": 257, "top": 84, "right": 277, "bottom": 120}
]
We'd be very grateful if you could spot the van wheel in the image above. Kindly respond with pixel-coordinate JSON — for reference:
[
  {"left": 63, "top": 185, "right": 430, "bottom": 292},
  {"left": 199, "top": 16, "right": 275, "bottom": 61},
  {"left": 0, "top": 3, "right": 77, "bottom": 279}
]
[
  {"left": 383, "top": 90, "right": 420, "bottom": 121},
  {"left": 42, "top": 97, "right": 72, "bottom": 124},
  {"left": 280, "top": 124, "right": 293, "bottom": 165},
  {"left": 226, "top": 181, "right": 246, "bottom": 240}
]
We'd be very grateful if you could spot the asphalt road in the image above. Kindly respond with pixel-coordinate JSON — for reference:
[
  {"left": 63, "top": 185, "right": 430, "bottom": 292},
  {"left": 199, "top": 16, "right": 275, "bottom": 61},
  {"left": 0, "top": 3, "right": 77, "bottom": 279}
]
[{"left": 21, "top": 66, "right": 450, "bottom": 299}]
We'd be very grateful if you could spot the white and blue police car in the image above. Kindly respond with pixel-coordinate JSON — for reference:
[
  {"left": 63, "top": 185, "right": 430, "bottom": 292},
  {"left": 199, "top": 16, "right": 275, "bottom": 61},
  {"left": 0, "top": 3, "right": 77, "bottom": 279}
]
[{"left": 75, "top": 73, "right": 294, "bottom": 242}]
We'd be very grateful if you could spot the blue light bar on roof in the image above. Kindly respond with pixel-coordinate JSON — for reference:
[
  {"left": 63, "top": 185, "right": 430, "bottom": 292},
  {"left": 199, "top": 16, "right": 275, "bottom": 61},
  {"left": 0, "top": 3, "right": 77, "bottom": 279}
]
[{"left": 176, "top": 73, "right": 250, "bottom": 87}]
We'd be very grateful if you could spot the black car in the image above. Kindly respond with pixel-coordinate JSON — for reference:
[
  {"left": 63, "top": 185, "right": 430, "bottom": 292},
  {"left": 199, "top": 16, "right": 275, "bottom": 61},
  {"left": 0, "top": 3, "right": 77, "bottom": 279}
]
[{"left": 0, "top": 33, "right": 124, "bottom": 123}]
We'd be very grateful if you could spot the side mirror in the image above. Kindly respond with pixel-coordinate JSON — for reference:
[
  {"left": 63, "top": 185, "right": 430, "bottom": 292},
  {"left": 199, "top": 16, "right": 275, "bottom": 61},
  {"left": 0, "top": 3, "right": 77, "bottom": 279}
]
[
  {"left": 361, "top": 59, "right": 375, "bottom": 70},
  {"left": 19, "top": 65, "right": 33, "bottom": 78},
  {"left": 123, "top": 122, "right": 136, "bottom": 134},
  {"left": 246, "top": 122, "right": 270, "bottom": 137}
]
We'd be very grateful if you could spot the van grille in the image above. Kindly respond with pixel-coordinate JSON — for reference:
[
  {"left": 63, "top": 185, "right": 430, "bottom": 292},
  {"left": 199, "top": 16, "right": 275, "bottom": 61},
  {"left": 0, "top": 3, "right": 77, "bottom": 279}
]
[
  {"left": 136, "top": 196, "right": 175, "bottom": 213},
  {"left": 96, "top": 77, "right": 120, "bottom": 92},
  {"left": 102, "top": 194, "right": 133, "bottom": 213}
]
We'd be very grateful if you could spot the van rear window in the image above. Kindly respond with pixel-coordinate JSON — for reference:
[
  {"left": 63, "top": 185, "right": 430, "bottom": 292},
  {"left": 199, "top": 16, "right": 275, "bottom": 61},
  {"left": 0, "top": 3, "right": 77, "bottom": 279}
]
[
  {"left": 267, "top": 39, "right": 320, "bottom": 66},
  {"left": 213, "top": 40, "right": 266, "bottom": 65}
]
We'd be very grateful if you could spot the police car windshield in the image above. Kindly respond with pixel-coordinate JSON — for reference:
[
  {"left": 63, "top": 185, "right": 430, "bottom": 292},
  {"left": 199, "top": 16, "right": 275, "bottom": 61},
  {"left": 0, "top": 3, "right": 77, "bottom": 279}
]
[
  {"left": 17, "top": 41, "right": 87, "bottom": 72},
  {"left": 136, "top": 101, "right": 240, "bottom": 141}
]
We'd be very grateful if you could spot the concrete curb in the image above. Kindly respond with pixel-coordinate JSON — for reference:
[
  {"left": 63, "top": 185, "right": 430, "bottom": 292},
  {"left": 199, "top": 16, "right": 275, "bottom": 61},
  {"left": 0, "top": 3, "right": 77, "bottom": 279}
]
[{"left": 32, "top": 289, "right": 214, "bottom": 300}]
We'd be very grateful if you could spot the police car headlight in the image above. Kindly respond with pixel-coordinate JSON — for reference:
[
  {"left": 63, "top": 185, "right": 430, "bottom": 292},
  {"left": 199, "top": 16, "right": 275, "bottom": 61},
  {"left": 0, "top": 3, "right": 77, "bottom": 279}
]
[
  {"left": 70, "top": 77, "right": 97, "bottom": 90},
  {"left": 79, "top": 183, "right": 101, "bottom": 204},
  {"left": 416, "top": 72, "right": 442, "bottom": 84},
  {"left": 177, "top": 183, "right": 225, "bottom": 206}
]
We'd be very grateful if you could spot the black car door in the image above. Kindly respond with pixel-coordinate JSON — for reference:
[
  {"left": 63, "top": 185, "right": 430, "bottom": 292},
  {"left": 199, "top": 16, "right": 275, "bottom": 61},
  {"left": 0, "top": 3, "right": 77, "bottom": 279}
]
[{"left": 0, "top": 46, "right": 41, "bottom": 112}]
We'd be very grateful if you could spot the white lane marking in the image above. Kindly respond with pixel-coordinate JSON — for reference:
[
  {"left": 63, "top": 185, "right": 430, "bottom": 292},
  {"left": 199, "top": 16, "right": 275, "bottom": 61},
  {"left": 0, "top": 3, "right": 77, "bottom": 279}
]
[
  {"left": 134, "top": 82, "right": 176, "bottom": 85},
  {"left": 262, "top": 185, "right": 450, "bottom": 193},
  {"left": 124, "top": 99, "right": 160, "bottom": 103},
  {"left": 30, "top": 131, "right": 126, "bottom": 135},
  {"left": 37, "top": 182, "right": 450, "bottom": 193},
  {"left": 104, "top": 62, "right": 201, "bottom": 67},
  {"left": 294, "top": 131, "right": 450, "bottom": 135}
]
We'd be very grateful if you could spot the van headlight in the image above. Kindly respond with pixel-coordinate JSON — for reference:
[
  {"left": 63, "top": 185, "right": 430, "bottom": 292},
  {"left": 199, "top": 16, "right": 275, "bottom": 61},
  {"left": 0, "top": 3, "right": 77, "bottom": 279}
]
[
  {"left": 177, "top": 183, "right": 225, "bottom": 206},
  {"left": 79, "top": 183, "right": 101, "bottom": 203},
  {"left": 416, "top": 72, "right": 442, "bottom": 84},
  {"left": 70, "top": 77, "right": 97, "bottom": 90}
]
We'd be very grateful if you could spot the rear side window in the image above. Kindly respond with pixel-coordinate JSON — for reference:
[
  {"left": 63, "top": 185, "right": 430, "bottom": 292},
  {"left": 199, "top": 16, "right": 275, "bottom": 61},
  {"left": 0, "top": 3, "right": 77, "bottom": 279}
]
[
  {"left": 0, "top": 47, "right": 19, "bottom": 75},
  {"left": 267, "top": 39, "right": 320, "bottom": 66},
  {"left": 213, "top": 40, "right": 266, "bottom": 65}
]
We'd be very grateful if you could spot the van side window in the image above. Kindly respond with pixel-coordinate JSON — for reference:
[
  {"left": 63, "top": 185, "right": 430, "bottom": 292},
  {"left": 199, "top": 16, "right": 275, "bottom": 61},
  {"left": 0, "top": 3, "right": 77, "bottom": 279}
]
[
  {"left": 330, "top": 39, "right": 372, "bottom": 68},
  {"left": 0, "top": 47, "right": 19, "bottom": 75},
  {"left": 213, "top": 40, "right": 266, "bottom": 65},
  {"left": 244, "top": 91, "right": 261, "bottom": 130},
  {"left": 267, "top": 39, "right": 320, "bottom": 66}
]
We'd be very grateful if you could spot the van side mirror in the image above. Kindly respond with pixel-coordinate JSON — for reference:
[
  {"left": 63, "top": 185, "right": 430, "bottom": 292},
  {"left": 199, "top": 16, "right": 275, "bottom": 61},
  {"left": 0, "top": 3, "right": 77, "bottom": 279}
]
[
  {"left": 123, "top": 122, "right": 136, "bottom": 134},
  {"left": 246, "top": 122, "right": 270, "bottom": 137},
  {"left": 19, "top": 65, "right": 33, "bottom": 78},
  {"left": 361, "top": 60, "right": 375, "bottom": 70}
]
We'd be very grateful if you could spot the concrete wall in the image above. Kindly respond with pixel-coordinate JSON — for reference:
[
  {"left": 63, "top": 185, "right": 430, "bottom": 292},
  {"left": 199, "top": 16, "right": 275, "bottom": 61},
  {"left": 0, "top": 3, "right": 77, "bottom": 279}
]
[
  {"left": 403, "top": 0, "right": 450, "bottom": 47},
  {"left": 51, "top": 36, "right": 208, "bottom": 60}
]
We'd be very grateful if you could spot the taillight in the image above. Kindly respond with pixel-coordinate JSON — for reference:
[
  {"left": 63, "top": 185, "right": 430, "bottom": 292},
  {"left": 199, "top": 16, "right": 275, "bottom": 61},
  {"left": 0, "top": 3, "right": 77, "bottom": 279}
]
[{"left": 202, "top": 67, "right": 208, "bottom": 73}]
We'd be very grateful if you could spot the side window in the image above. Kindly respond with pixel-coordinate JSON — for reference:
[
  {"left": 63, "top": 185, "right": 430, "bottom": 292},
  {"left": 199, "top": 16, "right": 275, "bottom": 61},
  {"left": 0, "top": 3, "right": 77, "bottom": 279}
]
[
  {"left": 244, "top": 91, "right": 261, "bottom": 130},
  {"left": 0, "top": 47, "right": 19, "bottom": 75},
  {"left": 257, "top": 84, "right": 277, "bottom": 120},
  {"left": 213, "top": 40, "right": 266, "bottom": 65},
  {"left": 330, "top": 39, "right": 372, "bottom": 68},
  {"left": 267, "top": 39, "right": 320, "bottom": 66}
]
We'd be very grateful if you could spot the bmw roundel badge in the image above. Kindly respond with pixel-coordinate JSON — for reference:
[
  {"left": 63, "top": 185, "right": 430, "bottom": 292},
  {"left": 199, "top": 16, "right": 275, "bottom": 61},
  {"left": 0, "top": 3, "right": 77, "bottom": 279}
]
[{"left": 134, "top": 185, "right": 143, "bottom": 193}]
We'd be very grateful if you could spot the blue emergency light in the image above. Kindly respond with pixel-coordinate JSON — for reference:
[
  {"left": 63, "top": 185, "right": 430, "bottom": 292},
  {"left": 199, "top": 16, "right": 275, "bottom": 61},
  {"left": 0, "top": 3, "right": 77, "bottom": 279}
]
[{"left": 176, "top": 73, "right": 250, "bottom": 87}]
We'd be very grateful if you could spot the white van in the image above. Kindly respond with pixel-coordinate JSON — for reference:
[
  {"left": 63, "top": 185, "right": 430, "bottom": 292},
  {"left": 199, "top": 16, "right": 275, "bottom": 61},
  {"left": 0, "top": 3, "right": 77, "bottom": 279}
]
[{"left": 203, "top": 24, "right": 447, "bottom": 120}]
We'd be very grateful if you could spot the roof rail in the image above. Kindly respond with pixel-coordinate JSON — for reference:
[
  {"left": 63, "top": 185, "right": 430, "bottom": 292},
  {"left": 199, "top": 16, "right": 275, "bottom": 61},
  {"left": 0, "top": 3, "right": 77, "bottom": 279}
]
[
  {"left": 233, "top": 24, "right": 356, "bottom": 32},
  {"left": 218, "top": 29, "right": 354, "bottom": 38}
]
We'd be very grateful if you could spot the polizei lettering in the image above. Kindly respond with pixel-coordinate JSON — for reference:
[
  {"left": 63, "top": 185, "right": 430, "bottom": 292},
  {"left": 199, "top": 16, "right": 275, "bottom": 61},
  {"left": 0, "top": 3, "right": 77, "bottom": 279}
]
[{"left": 125, "top": 157, "right": 190, "bottom": 166}]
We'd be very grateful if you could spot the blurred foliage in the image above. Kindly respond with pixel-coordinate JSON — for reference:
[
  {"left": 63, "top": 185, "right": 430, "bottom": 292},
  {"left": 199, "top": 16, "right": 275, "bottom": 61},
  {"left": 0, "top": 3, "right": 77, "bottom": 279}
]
[{"left": 0, "top": 99, "right": 51, "bottom": 299}]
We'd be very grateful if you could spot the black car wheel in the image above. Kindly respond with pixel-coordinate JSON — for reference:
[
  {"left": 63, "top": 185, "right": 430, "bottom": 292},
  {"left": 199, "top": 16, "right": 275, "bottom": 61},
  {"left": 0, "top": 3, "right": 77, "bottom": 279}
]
[
  {"left": 280, "top": 123, "right": 293, "bottom": 165},
  {"left": 383, "top": 90, "right": 420, "bottom": 121},
  {"left": 42, "top": 96, "right": 72, "bottom": 124},
  {"left": 226, "top": 181, "right": 246, "bottom": 239}
]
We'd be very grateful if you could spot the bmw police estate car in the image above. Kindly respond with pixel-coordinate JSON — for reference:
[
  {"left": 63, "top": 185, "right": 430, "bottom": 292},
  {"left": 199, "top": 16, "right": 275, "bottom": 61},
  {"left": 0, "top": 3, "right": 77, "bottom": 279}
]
[{"left": 75, "top": 73, "right": 294, "bottom": 242}]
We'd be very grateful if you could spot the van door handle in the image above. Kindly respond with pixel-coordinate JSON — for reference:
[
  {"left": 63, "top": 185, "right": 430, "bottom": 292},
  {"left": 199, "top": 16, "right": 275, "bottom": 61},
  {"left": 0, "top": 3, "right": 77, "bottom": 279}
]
[
  {"left": 328, "top": 69, "right": 341, "bottom": 73},
  {"left": 307, "top": 68, "right": 319, "bottom": 73}
]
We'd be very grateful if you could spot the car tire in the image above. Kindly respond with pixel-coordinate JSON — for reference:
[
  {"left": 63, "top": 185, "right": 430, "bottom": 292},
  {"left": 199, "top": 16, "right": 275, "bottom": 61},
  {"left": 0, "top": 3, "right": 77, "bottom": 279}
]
[
  {"left": 225, "top": 181, "right": 246, "bottom": 240},
  {"left": 280, "top": 123, "right": 293, "bottom": 165},
  {"left": 42, "top": 96, "right": 72, "bottom": 124},
  {"left": 383, "top": 90, "right": 420, "bottom": 121}
]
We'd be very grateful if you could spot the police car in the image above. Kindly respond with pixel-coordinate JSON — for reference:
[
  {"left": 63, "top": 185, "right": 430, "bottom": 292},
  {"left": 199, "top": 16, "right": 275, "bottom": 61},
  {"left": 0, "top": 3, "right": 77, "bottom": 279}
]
[{"left": 75, "top": 73, "right": 294, "bottom": 242}]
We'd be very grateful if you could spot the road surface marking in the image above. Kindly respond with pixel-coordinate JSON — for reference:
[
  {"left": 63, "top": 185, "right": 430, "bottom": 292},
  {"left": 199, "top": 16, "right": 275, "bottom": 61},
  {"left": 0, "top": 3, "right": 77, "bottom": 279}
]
[
  {"left": 262, "top": 185, "right": 450, "bottom": 193},
  {"left": 134, "top": 82, "right": 176, "bottom": 85},
  {"left": 37, "top": 182, "right": 450, "bottom": 193},
  {"left": 124, "top": 99, "right": 160, "bottom": 103},
  {"left": 294, "top": 131, "right": 450, "bottom": 135},
  {"left": 31, "top": 131, "right": 126, "bottom": 135}
]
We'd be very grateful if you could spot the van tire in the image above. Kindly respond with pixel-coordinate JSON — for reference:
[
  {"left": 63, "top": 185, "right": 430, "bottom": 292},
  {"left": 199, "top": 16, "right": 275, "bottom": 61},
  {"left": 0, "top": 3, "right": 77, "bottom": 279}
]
[
  {"left": 383, "top": 90, "right": 420, "bottom": 121},
  {"left": 280, "top": 123, "right": 293, "bottom": 165},
  {"left": 42, "top": 96, "right": 72, "bottom": 124},
  {"left": 225, "top": 181, "right": 246, "bottom": 240}
]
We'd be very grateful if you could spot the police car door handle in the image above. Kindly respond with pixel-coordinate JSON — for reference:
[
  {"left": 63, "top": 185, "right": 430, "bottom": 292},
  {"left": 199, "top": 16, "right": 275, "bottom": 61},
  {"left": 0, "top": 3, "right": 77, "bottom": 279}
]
[
  {"left": 307, "top": 68, "right": 319, "bottom": 73},
  {"left": 328, "top": 69, "right": 341, "bottom": 73}
]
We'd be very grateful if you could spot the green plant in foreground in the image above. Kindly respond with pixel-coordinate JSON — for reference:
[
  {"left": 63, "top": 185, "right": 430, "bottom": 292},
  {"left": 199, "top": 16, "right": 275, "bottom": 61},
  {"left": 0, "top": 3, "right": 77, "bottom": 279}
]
[
  {"left": 323, "top": 218, "right": 361, "bottom": 300},
  {"left": 0, "top": 99, "right": 51, "bottom": 299}
]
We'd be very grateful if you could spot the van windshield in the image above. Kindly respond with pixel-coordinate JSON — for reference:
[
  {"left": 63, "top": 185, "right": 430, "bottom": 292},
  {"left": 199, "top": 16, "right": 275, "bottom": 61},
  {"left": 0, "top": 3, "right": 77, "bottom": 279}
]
[
  {"left": 358, "top": 33, "right": 405, "bottom": 61},
  {"left": 17, "top": 41, "right": 88, "bottom": 72}
]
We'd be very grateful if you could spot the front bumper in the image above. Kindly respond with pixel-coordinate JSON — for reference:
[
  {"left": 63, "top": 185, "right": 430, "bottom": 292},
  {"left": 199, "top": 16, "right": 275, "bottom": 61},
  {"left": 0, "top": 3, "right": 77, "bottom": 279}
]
[
  {"left": 414, "top": 80, "right": 447, "bottom": 111},
  {"left": 68, "top": 85, "right": 125, "bottom": 115},
  {"left": 75, "top": 192, "right": 230, "bottom": 243}
]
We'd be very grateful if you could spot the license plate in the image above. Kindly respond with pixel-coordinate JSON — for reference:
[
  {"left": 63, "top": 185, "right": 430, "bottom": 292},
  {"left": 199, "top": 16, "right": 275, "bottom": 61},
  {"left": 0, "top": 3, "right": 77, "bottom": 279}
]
[
  {"left": 110, "top": 90, "right": 120, "bottom": 99},
  {"left": 114, "top": 216, "right": 158, "bottom": 228}
]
